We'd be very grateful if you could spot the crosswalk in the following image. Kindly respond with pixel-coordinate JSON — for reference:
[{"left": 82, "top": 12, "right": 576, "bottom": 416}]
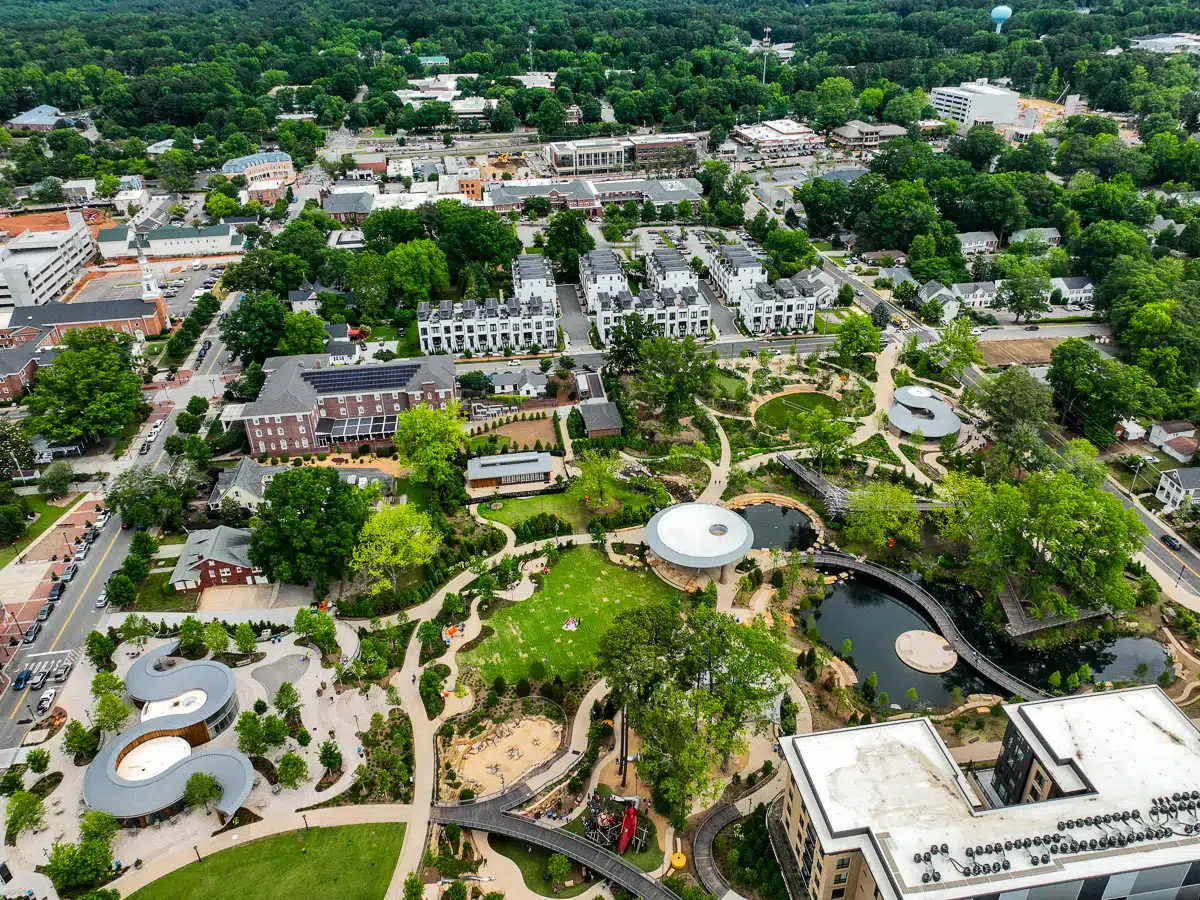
[{"left": 19, "top": 647, "right": 82, "bottom": 675}]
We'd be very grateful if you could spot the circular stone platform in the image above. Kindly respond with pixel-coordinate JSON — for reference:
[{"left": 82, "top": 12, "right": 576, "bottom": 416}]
[
  {"left": 895, "top": 630, "right": 958, "bottom": 674},
  {"left": 645, "top": 502, "right": 755, "bottom": 569}
]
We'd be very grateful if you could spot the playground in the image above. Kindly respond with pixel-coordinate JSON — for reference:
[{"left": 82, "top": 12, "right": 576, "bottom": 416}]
[
  {"left": 447, "top": 715, "right": 562, "bottom": 795},
  {"left": 754, "top": 392, "right": 839, "bottom": 431},
  {"left": 458, "top": 547, "right": 684, "bottom": 682}
]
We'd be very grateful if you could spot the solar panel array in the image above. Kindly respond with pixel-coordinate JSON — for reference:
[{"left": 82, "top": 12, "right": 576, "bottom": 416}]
[
  {"left": 302, "top": 364, "right": 421, "bottom": 394},
  {"left": 315, "top": 415, "right": 399, "bottom": 440}
]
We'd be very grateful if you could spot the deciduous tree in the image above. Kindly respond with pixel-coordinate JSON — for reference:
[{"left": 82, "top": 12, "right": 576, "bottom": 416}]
[{"left": 351, "top": 504, "right": 443, "bottom": 595}]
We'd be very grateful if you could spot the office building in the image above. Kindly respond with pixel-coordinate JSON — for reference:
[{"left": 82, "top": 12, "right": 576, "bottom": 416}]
[
  {"left": 828, "top": 120, "right": 908, "bottom": 150},
  {"left": 930, "top": 80, "right": 1020, "bottom": 127},
  {"left": 546, "top": 134, "right": 701, "bottom": 176},
  {"left": 0, "top": 211, "right": 96, "bottom": 307},
  {"left": 236, "top": 354, "right": 457, "bottom": 455},
  {"left": 1130, "top": 33, "right": 1200, "bottom": 53},
  {"left": 733, "top": 119, "right": 825, "bottom": 152},
  {"left": 580, "top": 250, "right": 629, "bottom": 314},
  {"left": 96, "top": 223, "right": 244, "bottom": 259},
  {"left": 221, "top": 151, "right": 295, "bottom": 184},
  {"left": 780, "top": 687, "right": 1200, "bottom": 900}
]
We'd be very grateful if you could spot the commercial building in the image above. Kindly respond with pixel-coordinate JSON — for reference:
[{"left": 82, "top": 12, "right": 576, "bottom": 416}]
[
  {"left": 888, "top": 385, "right": 962, "bottom": 439},
  {"left": 6, "top": 105, "right": 61, "bottom": 131},
  {"left": 450, "top": 97, "right": 497, "bottom": 122},
  {"left": 0, "top": 211, "right": 96, "bottom": 307},
  {"left": 221, "top": 151, "right": 295, "bottom": 185},
  {"left": 97, "top": 223, "right": 245, "bottom": 259},
  {"left": 779, "top": 688, "right": 1200, "bottom": 900},
  {"left": 733, "top": 119, "right": 825, "bottom": 153},
  {"left": 83, "top": 642, "right": 251, "bottom": 827},
  {"left": 0, "top": 296, "right": 167, "bottom": 354},
  {"left": 708, "top": 244, "right": 767, "bottom": 308},
  {"left": 466, "top": 451, "right": 553, "bottom": 489},
  {"left": 594, "top": 286, "right": 710, "bottom": 344},
  {"left": 235, "top": 354, "right": 457, "bottom": 455},
  {"left": 417, "top": 294, "right": 557, "bottom": 356},
  {"left": 828, "top": 120, "right": 908, "bottom": 150},
  {"left": 1156, "top": 467, "right": 1200, "bottom": 511},
  {"left": 169, "top": 526, "right": 265, "bottom": 592},
  {"left": 483, "top": 177, "right": 701, "bottom": 216},
  {"left": 930, "top": 79, "right": 1020, "bottom": 127},
  {"left": 1130, "top": 33, "right": 1200, "bottom": 53},
  {"left": 546, "top": 134, "right": 701, "bottom": 176},
  {"left": 580, "top": 249, "right": 629, "bottom": 314},
  {"left": 112, "top": 188, "right": 151, "bottom": 215}
]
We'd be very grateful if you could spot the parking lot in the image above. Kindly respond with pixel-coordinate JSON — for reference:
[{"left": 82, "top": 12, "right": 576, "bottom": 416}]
[{"left": 76, "top": 260, "right": 229, "bottom": 317}]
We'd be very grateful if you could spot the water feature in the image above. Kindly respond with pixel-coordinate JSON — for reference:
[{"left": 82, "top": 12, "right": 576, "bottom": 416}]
[{"left": 734, "top": 503, "right": 816, "bottom": 551}]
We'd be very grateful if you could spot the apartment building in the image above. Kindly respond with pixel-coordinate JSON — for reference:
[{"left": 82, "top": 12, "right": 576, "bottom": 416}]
[
  {"left": 645, "top": 248, "right": 698, "bottom": 295},
  {"left": 737, "top": 269, "right": 825, "bottom": 335},
  {"left": 780, "top": 688, "right": 1200, "bottom": 900},
  {"left": 222, "top": 151, "right": 295, "bottom": 184},
  {"left": 0, "top": 211, "right": 96, "bottom": 307},
  {"left": 511, "top": 254, "right": 556, "bottom": 305},
  {"left": 580, "top": 250, "right": 629, "bottom": 314},
  {"left": 594, "top": 286, "right": 710, "bottom": 344},
  {"left": 1050, "top": 276, "right": 1095, "bottom": 305},
  {"left": 546, "top": 134, "right": 701, "bottom": 175},
  {"left": 236, "top": 354, "right": 457, "bottom": 455},
  {"left": 950, "top": 281, "right": 999, "bottom": 309},
  {"left": 1010, "top": 227, "right": 1062, "bottom": 246},
  {"left": 708, "top": 244, "right": 767, "bottom": 308},
  {"left": 930, "top": 79, "right": 1020, "bottom": 127},
  {"left": 956, "top": 231, "right": 1000, "bottom": 254},
  {"left": 416, "top": 295, "right": 557, "bottom": 355}
]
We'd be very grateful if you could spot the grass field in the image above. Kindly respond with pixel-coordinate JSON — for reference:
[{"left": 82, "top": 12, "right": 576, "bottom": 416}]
[
  {"left": 460, "top": 547, "right": 683, "bottom": 682},
  {"left": 714, "top": 370, "right": 748, "bottom": 400},
  {"left": 127, "top": 824, "right": 405, "bottom": 900},
  {"left": 488, "top": 836, "right": 592, "bottom": 897},
  {"left": 477, "top": 484, "right": 648, "bottom": 532},
  {"left": 754, "top": 392, "right": 839, "bottom": 430},
  {"left": 401, "top": 322, "right": 421, "bottom": 356},
  {"left": 393, "top": 477, "right": 433, "bottom": 510},
  {"left": 0, "top": 495, "right": 76, "bottom": 570},
  {"left": 134, "top": 572, "right": 197, "bottom": 612},
  {"left": 467, "top": 434, "right": 514, "bottom": 454}
]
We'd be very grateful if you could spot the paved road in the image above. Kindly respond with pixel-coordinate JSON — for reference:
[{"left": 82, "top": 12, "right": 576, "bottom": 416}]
[
  {"left": 699, "top": 280, "right": 739, "bottom": 336},
  {"left": 557, "top": 283, "right": 593, "bottom": 350}
]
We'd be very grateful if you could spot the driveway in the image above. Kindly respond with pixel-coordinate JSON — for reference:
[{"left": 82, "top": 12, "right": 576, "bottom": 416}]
[
  {"left": 558, "top": 283, "right": 594, "bottom": 350},
  {"left": 700, "top": 280, "right": 739, "bottom": 337}
]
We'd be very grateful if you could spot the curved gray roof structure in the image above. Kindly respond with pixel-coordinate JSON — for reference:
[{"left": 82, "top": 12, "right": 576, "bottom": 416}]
[
  {"left": 645, "top": 502, "right": 754, "bottom": 569},
  {"left": 83, "top": 642, "right": 253, "bottom": 821},
  {"left": 887, "top": 385, "right": 962, "bottom": 439}
]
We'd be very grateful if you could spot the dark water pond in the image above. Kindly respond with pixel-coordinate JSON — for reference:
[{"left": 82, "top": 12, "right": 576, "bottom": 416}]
[
  {"left": 803, "top": 576, "right": 1171, "bottom": 709},
  {"left": 735, "top": 503, "right": 817, "bottom": 551}
]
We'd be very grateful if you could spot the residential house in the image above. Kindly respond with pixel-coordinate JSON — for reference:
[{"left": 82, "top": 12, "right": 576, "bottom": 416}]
[
  {"left": 1118, "top": 419, "right": 1147, "bottom": 442},
  {"left": 1050, "top": 276, "right": 1095, "bottom": 306},
  {"left": 206, "top": 458, "right": 286, "bottom": 511},
  {"left": 708, "top": 245, "right": 767, "bottom": 308},
  {"left": 1156, "top": 468, "right": 1200, "bottom": 511},
  {"left": 490, "top": 369, "right": 548, "bottom": 397},
  {"left": 1009, "top": 227, "right": 1062, "bottom": 246},
  {"left": 1150, "top": 420, "right": 1196, "bottom": 451},
  {"left": 955, "top": 231, "right": 1000, "bottom": 254},
  {"left": 579, "top": 401, "right": 623, "bottom": 437},
  {"left": 950, "top": 281, "right": 998, "bottom": 309},
  {"left": 61, "top": 179, "right": 96, "bottom": 203},
  {"left": 168, "top": 526, "right": 266, "bottom": 592},
  {"left": 417, "top": 294, "right": 558, "bottom": 356},
  {"left": 1164, "top": 436, "right": 1198, "bottom": 464}
]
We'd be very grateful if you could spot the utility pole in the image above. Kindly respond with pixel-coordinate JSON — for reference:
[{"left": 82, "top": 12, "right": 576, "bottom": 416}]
[
  {"left": 761, "top": 26, "right": 772, "bottom": 85},
  {"left": 528, "top": 27, "right": 536, "bottom": 75}
]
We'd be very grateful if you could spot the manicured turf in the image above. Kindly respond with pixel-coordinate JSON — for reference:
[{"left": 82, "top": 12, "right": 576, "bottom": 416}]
[
  {"left": 488, "top": 835, "right": 593, "bottom": 897},
  {"left": 127, "top": 823, "right": 406, "bottom": 900},
  {"left": 477, "top": 485, "right": 649, "bottom": 532},
  {"left": 134, "top": 572, "right": 197, "bottom": 612},
  {"left": 467, "top": 434, "right": 514, "bottom": 454},
  {"left": 460, "top": 547, "right": 684, "bottom": 682},
  {"left": 393, "top": 477, "right": 433, "bottom": 511},
  {"left": 401, "top": 322, "right": 422, "bottom": 356},
  {"left": 714, "top": 371, "right": 748, "bottom": 400},
  {"left": 754, "top": 393, "right": 839, "bottom": 430},
  {"left": 0, "top": 495, "right": 78, "bottom": 570}
]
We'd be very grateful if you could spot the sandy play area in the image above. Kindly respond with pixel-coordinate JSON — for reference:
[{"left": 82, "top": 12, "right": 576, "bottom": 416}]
[{"left": 445, "top": 716, "right": 562, "bottom": 795}]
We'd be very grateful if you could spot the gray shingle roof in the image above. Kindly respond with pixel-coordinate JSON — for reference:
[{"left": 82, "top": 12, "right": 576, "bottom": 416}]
[
  {"left": 324, "top": 192, "right": 375, "bottom": 215},
  {"left": 1166, "top": 468, "right": 1200, "bottom": 491},
  {"left": 208, "top": 458, "right": 286, "bottom": 507},
  {"left": 169, "top": 526, "right": 256, "bottom": 585},
  {"left": 490, "top": 369, "right": 549, "bottom": 391},
  {"left": 5, "top": 298, "right": 161, "bottom": 330},
  {"left": 580, "top": 401, "right": 623, "bottom": 434}
]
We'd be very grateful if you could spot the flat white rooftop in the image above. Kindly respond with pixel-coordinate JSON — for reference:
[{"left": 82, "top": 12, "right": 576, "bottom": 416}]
[
  {"left": 645, "top": 502, "right": 754, "bottom": 569},
  {"left": 116, "top": 736, "right": 191, "bottom": 782},
  {"left": 783, "top": 687, "right": 1200, "bottom": 900},
  {"left": 142, "top": 688, "right": 207, "bottom": 721}
]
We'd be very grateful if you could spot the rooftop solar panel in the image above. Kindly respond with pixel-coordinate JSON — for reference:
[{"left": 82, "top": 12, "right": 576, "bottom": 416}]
[{"left": 302, "top": 365, "right": 421, "bottom": 394}]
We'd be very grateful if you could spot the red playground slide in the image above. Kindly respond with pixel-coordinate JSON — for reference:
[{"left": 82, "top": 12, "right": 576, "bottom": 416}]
[{"left": 617, "top": 805, "right": 638, "bottom": 854}]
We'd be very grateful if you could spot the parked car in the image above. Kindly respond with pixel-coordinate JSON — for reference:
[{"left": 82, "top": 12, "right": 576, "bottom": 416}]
[
  {"left": 95, "top": 588, "right": 108, "bottom": 608},
  {"left": 12, "top": 669, "right": 31, "bottom": 690},
  {"left": 1162, "top": 534, "right": 1184, "bottom": 551},
  {"left": 96, "top": 511, "right": 110, "bottom": 529},
  {"left": 47, "top": 582, "right": 65, "bottom": 602},
  {"left": 60, "top": 562, "right": 78, "bottom": 582},
  {"left": 29, "top": 670, "right": 48, "bottom": 691},
  {"left": 139, "top": 441, "right": 152, "bottom": 455},
  {"left": 74, "top": 544, "right": 89, "bottom": 562},
  {"left": 36, "top": 688, "right": 55, "bottom": 714},
  {"left": 23, "top": 622, "right": 41, "bottom": 644},
  {"left": 52, "top": 661, "right": 72, "bottom": 684},
  {"left": 36, "top": 604, "right": 50, "bottom": 622},
  {"left": 1024, "top": 324, "right": 1040, "bottom": 331}
]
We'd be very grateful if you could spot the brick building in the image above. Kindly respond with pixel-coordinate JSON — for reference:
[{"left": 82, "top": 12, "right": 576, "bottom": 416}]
[
  {"left": 169, "top": 527, "right": 266, "bottom": 592},
  {"left": 235, "top": 354, "right": 457, "bottom": 455}
]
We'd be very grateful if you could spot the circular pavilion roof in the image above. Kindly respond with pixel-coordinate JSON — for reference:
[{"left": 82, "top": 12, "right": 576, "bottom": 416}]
[
  {"left": 645, "top": 503, "right": 755, "bottom": 569},
  {"left": 887, "top": 385, "right": 962, "bottom": 439}
]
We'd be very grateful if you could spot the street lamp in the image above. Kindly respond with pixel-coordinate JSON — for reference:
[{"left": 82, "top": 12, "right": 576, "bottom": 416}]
[
  {"left": 194, "top": 845, "right": 201, "bottom": 863},
  {"left": 353, "top": 714, "right": 360, "bottom": 732},
  {"left": 302, "top": 814, "right": 310, "bottom": 832}
]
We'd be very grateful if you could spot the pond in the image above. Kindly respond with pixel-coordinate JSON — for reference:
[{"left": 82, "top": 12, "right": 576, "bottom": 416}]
[
  {"left": 735, "top": 503, "right": 817, "bottom": 551},
  {"left": 802, "top": 575, "right": 1173, "bottom": 709}
]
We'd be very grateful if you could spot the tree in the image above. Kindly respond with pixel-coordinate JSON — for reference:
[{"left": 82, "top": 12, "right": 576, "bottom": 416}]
[
  {"left": 763, "top": 229, "right": 817, "bottom": 278},
  {"left": 236, "top": 711, "right": 267, "bottom": 756},
  {"left": 351, "top": 504, "right": 443, "bottom": 595},
  {"left": 791, "top": 406, "right": 853, "bottom": 472},
  {"left": 234, "top": 621, "right": 257, "bottom": 656},
  {"left": 544, "top": 209, "right": 595, "bottom": 276},
  {"left": 319, "top": 739, "right": 343, "bottom": 773},
  {"left": 64, "top": 720, "right": 99, "bottom": 757},
  {"left": 262, "top": 714, "right": 289, "bottom": 746},
  {"left": 204, "top": 621, "right": 229, "bottom": 656},
  {"left": 387, "top": 239, "right": 450, "bottom": 304},
  {"left": 38, "top": 461, "right": 74, "bottom": 500},
  {"left": 275, "top": 681, "right": 302, "bottom": 718},
  {"left": 6, "top": 791, "right": 44, "bottom": 837},
  {"left": 90, "top": 671, "right": 124, "bottom": 699},
  {"left": 220, "top": 291, "right": 288, "bottom": 365},
  {"left": 277, "top": 752, "right": 308, "bottom": 789},
  {"left": 831, "top": 312, "right": 881, "bottom": 368},
  {"left": 184, "top": 772, "right": 222, "bottom": 809},
  {"left": 179, "top": 616, "right": 205, "bottom": 656},
  {"left": 0, "top": 420, "right": 33, "bottom": 480},
  {"left": 979, "top": 366, "right": 1054, "bottom": 443},
  {"left": 1070, "top": 220, "right": 1150, "bottom": 281},
  {"left": 950, "top": 123, "right": 1006, "bottom": 171},
  {"left": 547, "top": 853, "right": 572, "bottom": 885},
  {"left": 535, "top": 97, "right": 568, "bottom": 140},
  {"left": 1048, "top": 339, "right": 1166, "bottom": 443},
  {"left": 632, "top": 336, "right": 717, "bottom": 433},
  {"left": 930, "top": 318, "right": 983, "bottom": 378},
  {"left": 94, "top": 693, "right": 130, "bottom": 733},
  {"left": 870, "top": 302, "right": 892, "bottom": 329},
  {"left": 46, "top": 837, "right": 112, "bottom": 894},
  {"left": 24, "top": 329, "right": 143, "bottom": 443},
  {"left": 604, "top": 312, "right": 658, "bottom": 373},
  {"left": 79, "top": 811, "right": 119, "bottom": 847},
  {"left": 26, "top": 747, "right": 49, "bottom": 774},
  {"left": 84, "top": 631, "right": 116, "bottom": 670},
  {"left": 249, "top": 466, "right": 374, "bottom": 594},
  {"left": 845, "top": 482, "right": 921, "bottom": 551},
  {"left": 276, "top": 311, "right": 329, "bottom": 356},
  {"left": 106, "top": 574, "right": 136, "bottom": 608},
  {"left": 392, "top": 400, "right": 465, "bottom": 488},
  {"left": 993, "top": 262, "right": 1050, "bottom": 323},
  {"left": 567, "top": 450, "right": 620, "bottom": 509},
  {"left": 404, "top": 872, "right": 425, "bottom": 900}
]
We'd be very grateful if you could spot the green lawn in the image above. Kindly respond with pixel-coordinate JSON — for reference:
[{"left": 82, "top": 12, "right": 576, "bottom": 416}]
[
  {"left": 0, "top": 495, "right": 80, "bottom": 570},
  {"left": 477, "top": 484, "right": 648, "bottom": 532},
  {"left": 127, "top": 824, "right": 405, "bottom": 900},
  {"left": 368, "top": 325, "right": 399, "bottom": 340},
  {"left": 393, "top": 477, "right": 433, "bottom": 510},
  {"left": 851, "top": 434, "right": 902, "bottom": 466},
  {"left": 813, "top": 241, "right": 834, "bottom": 251},
  {"left": 488, "top": 835, "right": 593, "bottom": 897},
  {"left": 460, "top": 547, "right": 684, "bottom": 682},
  {"left": 467, "top": 434, "right": 514, "bottom": 454},
  {"left": 714, "top": 370, "right": 748, "bottom": 400},
  {"left": 814, "top": 311, "right": 844, "bottom": 333},
  {"left": 134, "top": 572, "right": 197, "bottom": 612},
  {"left": 754, "top": 393, "right": 839, "bottom": 430},
  {"left": 563, "top": 809, "right": 662, "bottom": 872},
  {"left": 401, "top": 322, "right": 421, "bottom": 357}
]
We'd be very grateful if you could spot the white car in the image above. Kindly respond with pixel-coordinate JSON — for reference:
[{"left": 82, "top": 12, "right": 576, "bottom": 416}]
[
  {"left": 970, "top": 327, "right": 984, "bottom": 336},
  {"left": 36, "top": 688, "right": 56, "bottom": 714},
  {"left": 507, "top": 359, "right": 521, "bottom": 367}
]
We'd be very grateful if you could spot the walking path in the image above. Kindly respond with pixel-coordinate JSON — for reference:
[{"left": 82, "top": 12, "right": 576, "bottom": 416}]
[{"left": 698, "top": 406, "right": 732, "bottom": 503}]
